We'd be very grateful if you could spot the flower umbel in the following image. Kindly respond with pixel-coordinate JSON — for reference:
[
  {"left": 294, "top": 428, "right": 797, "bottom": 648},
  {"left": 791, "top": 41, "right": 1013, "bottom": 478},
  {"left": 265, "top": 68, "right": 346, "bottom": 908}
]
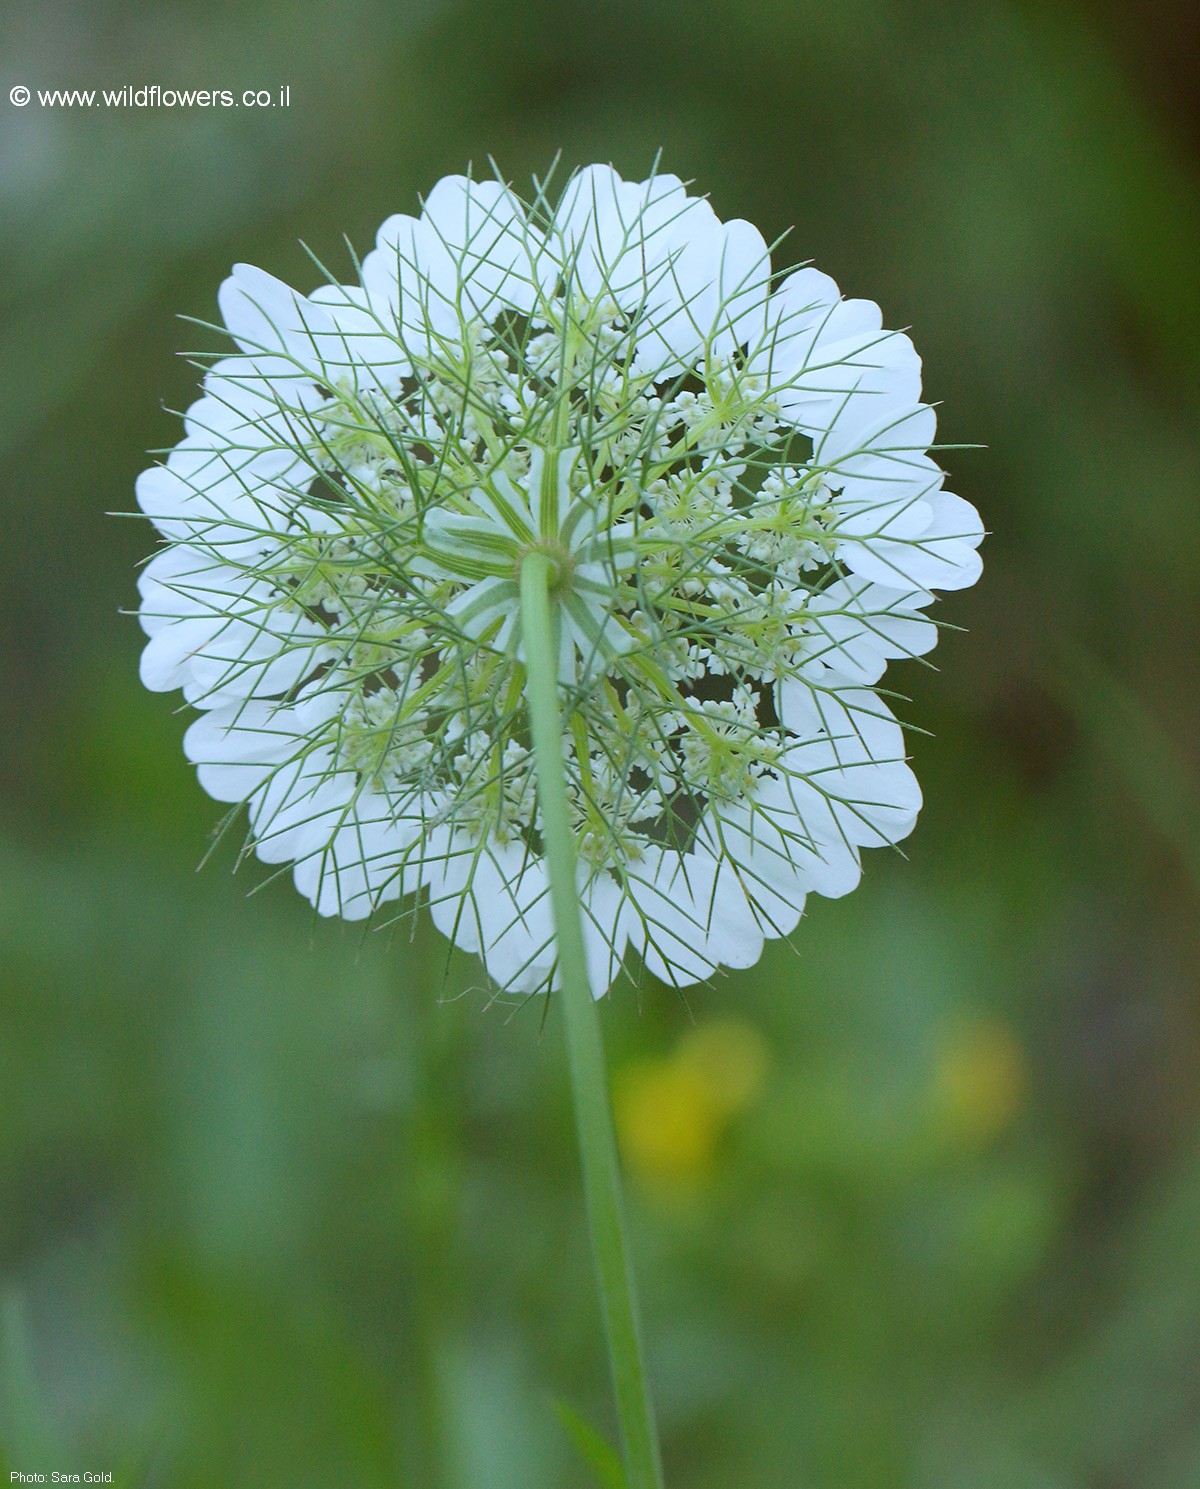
[{"left": 136, "top": 163, "right": 984, "bottom": 996}]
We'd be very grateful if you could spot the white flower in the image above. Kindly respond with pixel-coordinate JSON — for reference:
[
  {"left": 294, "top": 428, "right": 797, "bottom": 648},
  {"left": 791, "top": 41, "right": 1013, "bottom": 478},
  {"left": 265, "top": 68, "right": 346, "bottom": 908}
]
[{"left": 135, "top": 163, "right": 983, "bottom": 997}]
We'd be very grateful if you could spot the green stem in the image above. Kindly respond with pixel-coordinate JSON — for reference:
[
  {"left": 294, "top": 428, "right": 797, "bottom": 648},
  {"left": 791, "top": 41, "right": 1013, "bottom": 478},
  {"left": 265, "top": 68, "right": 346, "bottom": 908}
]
[{"left": 519, "top": 551, "right": 665, "bottom": 1489}]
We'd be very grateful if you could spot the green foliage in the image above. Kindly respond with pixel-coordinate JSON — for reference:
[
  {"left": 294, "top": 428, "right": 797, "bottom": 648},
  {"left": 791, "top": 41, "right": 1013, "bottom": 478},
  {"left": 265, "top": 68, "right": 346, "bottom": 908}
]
[
  {"left": 1, "top": 0, "right": 1198, "bottom": 1486},
  {"left": 0, "top": 1290, "right": 66, "bottom": 1468},
  {"left": 553, "top": 1399, "right": 628, "bottom": 1489}
]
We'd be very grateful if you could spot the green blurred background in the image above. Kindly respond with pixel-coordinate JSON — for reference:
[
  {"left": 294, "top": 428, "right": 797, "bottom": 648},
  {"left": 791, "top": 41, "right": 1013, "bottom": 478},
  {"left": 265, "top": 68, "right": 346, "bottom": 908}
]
[{"left": 2, "top": 1, "right": 1198, "bottom": 1485}]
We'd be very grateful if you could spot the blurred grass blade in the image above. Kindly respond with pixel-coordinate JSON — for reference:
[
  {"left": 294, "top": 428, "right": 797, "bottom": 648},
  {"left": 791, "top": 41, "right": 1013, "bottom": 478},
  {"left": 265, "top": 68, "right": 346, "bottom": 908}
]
[
  {"left": 0, "top": 1289, "right": 62, "bottom": 1467},
  {"left": 1056, "top": 637, "right": 1200, "bottom": 895},
  {"left": 552, "top": 1399, "right": 629, "bottom": 1489}
]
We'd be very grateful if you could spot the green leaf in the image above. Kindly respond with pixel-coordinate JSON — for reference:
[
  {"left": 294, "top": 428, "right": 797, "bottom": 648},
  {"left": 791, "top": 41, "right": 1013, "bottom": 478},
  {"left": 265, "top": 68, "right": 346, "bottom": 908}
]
[{"left": 552, "top": 1398, "right": 628, "bottom": 1489}]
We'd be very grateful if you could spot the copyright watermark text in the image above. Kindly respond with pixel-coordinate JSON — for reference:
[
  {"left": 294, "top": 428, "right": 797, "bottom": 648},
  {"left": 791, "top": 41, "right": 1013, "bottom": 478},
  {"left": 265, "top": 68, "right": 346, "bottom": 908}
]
[
  {"left": 10, "top": 1475, "right": 114, "bottom": 1484},
  {"left": 9, "top": 84, "right": 291, "bottom": 109}
]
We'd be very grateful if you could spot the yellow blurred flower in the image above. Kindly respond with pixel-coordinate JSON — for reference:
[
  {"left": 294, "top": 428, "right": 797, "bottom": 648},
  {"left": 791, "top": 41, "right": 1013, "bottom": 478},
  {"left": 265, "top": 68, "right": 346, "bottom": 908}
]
[
  {"left": 615, "top": 1018, "right": 770, "bottom": 1186},
  {"left": 931, "top": 1018, "right": 1027, "bottom": 1147},
  {"left": 676, "top": 1018, "right": 770, "bottom": 1117}
]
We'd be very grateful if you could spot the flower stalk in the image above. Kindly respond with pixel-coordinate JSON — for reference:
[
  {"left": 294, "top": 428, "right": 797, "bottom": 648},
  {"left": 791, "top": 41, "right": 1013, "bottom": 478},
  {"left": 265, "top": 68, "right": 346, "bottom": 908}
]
[{"left": 519, "top": 549, "right": 665, "bottom": 1489}]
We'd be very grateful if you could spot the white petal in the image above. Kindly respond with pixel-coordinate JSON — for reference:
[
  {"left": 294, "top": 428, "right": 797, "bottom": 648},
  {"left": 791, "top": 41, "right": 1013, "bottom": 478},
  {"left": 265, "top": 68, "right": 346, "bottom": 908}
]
[
  {"left": 779, "top": 687, "right": 922, "bottom": 851},
  {"left": 748, "top": 268, "right": 840, "bottom": 380},
  {"left": 362, "top": 213, "right": 458, "bottom": 347},
  {"left": 423, "top": 836, "right": 554, "bottom": 992},
  {"left": 579, "top": 870, "right": 633, "bottom": 998},
  {"left": 706, "top": 785, "right": 859, "bottom": 904},
  {"left": 555, "top": 166, "right": 694, "bottom": 312},
  {"left": 183, "top": 699, "right": 297, "bottom": 802},
  {"left": 292, "top": 785, "right": 426, "bottom": 920},
  {"left": 478, "top": 850, "right": 558, "bottom": 993},
  {"left": 139, "top": 617, "right": 213, "bottom": 693},
  {"left": 624, "top": 848, "right": 722, "bottom": 987},
  {"left": 249, "top": 746, "right": 355, "bottom": 864},
  {"left": 710, "top": 218, "right": 772, "bottom": 357},
  {"left": 836, "top": 488, "right": 983, "bottom": 592},
  {"left": 819, "top": 402, "right": 938, "bottom": 488},
  {"left": 421, "top": 175, "right": 541, "bottom": 317},
  {"left": 218, "top": 264, "right": 339, "bottom": 387},
  {"left": 799, "top": 577, "right": 938, "bottom": 683},
  {"left": 699, "top": 804, "right": 815, "bottom": 929},
  {"left": 308, "top": 281, "right": 410, "bottom": 387}
]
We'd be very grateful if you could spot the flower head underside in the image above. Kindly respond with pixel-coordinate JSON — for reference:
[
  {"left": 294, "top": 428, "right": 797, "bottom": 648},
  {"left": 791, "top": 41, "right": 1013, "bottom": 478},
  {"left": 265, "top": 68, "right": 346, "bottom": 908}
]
[{"left": 135, "top": 164, "right": 984, "bottom": 996}]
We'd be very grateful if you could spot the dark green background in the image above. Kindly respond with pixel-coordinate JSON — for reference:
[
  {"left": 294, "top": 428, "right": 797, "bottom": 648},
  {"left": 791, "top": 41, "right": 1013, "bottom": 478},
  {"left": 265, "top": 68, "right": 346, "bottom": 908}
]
[{"left": 2, "top": 1, "right": 1198, "bottom": 1484}]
